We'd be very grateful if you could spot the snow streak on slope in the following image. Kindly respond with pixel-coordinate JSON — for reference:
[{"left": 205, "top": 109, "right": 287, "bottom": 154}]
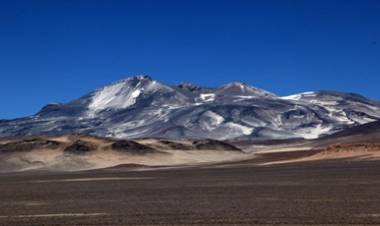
[
  {"left": 281, "top": 92, "right": 315, "bottom": 101},
  {"left": 88, "top": 81, "right": 141, "bottom": 116}
]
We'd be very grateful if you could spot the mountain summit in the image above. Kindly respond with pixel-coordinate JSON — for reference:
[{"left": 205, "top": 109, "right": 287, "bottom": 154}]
[
  {"left": 216, "top": 82, "right": 275, "bottom": 97},
  {"left": 1, "top": 75, "right": 380, "bottom": 140}
]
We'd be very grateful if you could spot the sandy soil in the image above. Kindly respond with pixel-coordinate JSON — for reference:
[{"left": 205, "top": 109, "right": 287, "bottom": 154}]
[
  {"left": 259, "top": 143, "right": 380, "bottom": 165},
  {"left": 1, "top": 159, "right": 380, "bottom": 225}
]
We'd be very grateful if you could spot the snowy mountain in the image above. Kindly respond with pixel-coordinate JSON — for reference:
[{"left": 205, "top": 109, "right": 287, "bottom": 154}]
[{"left": 1, "top": 75, "right": 380, "bottom": 140}]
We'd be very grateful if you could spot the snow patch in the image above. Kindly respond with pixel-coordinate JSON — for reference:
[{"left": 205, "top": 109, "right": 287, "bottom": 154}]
[
  {"left": 131, "top": 89, "right": 141, "bottom": 98},
  {"left": 281, "top": 91, "right": 315, "bottom": 101},
  {"left": 296, "top": 124, "right": 333, "bottom": 139},
  {"left": 224, "top": 122, "right": 253, "bottom": 135},
  {"left": 234, "top": 95, "right": 255, "bottom": 99},
  {"left": 199, "top": 93, "right": 215, "bottom": 102},
  {"left": 199, "top": 111, "right": 224, "bottom": 131}
]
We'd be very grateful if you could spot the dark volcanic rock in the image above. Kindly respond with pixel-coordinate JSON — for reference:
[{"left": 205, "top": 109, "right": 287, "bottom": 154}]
[
  {"left": 0, "top": 138, "right": 61, "bottom": 153},
  {"left": 192, "top": 139, "right": 242, "bottom": 151},
  {"left": 158, "top": 140, "right": 193, "bottom": 150},
  {"left": 324, "top": 120, "right": 380, "bottom": 138},
  {"left": 64, "top": 140, "right": 97, "bottom": 154},
  {"left": 111, "top": 140, "right": 158, "bottom": 155}
]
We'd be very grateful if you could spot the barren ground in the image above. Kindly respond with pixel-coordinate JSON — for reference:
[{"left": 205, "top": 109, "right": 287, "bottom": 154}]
[{"left": 1, "top": 158, "right": 380, "bottom": 226}]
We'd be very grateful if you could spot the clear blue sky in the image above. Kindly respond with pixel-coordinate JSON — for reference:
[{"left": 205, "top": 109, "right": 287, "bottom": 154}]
[{"left": 0, "top": 0, "right": 379, "bottom": 119}]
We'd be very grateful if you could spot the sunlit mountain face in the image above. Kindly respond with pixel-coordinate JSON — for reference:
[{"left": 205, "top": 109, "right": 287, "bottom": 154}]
[{"left": 1, "top": 75, "right": 380, "bottom": 140}]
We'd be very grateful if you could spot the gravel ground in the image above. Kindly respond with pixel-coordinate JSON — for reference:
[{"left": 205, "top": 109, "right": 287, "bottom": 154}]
[{"left": 1, "top": 159, "right": 380, "bottom": 225}]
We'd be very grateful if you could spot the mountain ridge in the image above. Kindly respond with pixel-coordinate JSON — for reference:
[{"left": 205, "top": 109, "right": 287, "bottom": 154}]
[{"left": 1, "top": 75, "right": 380, "bottom": 140}]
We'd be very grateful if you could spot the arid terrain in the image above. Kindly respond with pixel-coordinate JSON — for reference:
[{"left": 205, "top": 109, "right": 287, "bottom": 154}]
[
  {"left": 0, "top": 135, "right": 247, "bottom": 173},
  {"left": 1, "top": 158, "right": 380, "bottom": 225},
  {"left": 1, "top": 121, "right": 380, "bottom": 225}
]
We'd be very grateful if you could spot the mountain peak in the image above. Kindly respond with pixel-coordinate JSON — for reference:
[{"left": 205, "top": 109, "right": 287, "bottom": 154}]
[
  {"left": 177, "top": 82, "right": 201, "bottom": 92},
  {"left": 218, "top": 82, "right": 275, "bottom": 97},
  {"left": 86, "top": 75, "right": 156, "bottom": 116},
  {"left": 126, "top": 74, "right": 153, "bottom": 82},
  {"left": 224, "top": 81, "right": 248, "bottom": 87}
]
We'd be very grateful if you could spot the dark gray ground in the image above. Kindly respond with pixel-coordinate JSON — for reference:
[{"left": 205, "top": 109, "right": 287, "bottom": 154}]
[{"left": 1, "top": 159, "right": 380, "bottom": 226}]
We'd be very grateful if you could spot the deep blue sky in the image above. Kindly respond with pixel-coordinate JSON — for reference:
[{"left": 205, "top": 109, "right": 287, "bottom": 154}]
[{"left": 0, "top": 0, "right": 379, "bottom": 119}]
